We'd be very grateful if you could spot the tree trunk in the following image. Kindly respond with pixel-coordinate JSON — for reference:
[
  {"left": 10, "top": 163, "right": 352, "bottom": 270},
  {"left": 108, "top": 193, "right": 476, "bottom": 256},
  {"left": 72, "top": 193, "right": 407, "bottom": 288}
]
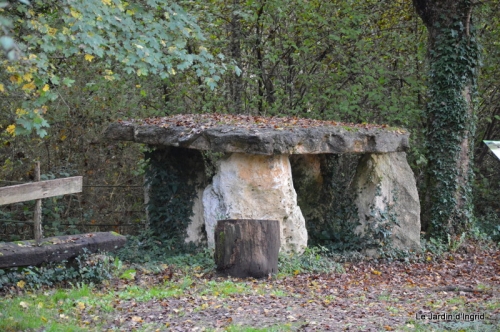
[
  {"left": 230, "top": 0, "right": 243, "bottom": 114},
  {"left": 413, "top": 0, "right": 479, "bottom": 237},
  {"left": 214, "top": 219, "right": 280, "bottom": 278}
]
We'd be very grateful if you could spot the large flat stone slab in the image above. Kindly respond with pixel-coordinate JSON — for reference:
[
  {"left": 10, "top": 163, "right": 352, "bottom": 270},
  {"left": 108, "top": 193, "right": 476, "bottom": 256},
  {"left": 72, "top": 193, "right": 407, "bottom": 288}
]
[
  {"left": 0, "top": 232, "right": 126, "bottom": 268},
  {"left": 104, "top": 114, "right": 409, "bottom": 155}
]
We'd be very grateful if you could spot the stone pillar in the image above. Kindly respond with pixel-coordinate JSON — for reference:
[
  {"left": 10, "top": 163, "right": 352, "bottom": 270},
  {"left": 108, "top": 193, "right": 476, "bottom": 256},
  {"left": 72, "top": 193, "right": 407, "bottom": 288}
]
[
  {"left": 353, "top": 152, "right": 421, "bottom": 251},
  {"left": 203, "top": 153, "right": 307, "bottom": 254}
]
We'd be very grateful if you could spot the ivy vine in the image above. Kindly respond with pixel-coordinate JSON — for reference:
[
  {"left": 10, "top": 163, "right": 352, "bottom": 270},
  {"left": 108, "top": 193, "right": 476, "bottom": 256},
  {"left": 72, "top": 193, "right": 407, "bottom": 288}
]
[
  {"left": 424, "top": 16, "right": 479, "bottom": 238},
  {"left": 144, "top": 147, "right": 205, "bottom": 249}
]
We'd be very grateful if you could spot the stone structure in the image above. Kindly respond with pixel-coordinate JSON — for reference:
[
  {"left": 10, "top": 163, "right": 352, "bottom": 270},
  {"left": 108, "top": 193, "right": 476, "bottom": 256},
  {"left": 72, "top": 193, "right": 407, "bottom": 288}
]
[
  {"left": 203, "top": 153, "right": 307, "bottom": 253},
  {"left": 104, "top": 114, "right": 420, "bottom": 254},
  {"left": 353, "top": 153, "right": 421, "bottom": 252}
]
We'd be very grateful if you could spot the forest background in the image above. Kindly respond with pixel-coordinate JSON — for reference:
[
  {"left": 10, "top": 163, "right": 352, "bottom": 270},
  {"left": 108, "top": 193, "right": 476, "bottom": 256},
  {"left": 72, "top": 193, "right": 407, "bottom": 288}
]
[{"left": 0, "top": 0, "right": 499, "bottom": 249}]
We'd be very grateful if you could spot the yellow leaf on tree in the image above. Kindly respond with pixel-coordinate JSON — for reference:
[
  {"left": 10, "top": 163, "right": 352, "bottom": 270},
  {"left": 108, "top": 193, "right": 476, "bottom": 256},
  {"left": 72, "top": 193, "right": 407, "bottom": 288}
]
[
  {"left": 10, "top": 75, "right": 21, "bottom": 84},
  {"left": 102, "top": 0, "right": 111, "bottom": 5},
  {"left": 16, "top": 108, "right": 27, "bottom": 116},
  {"left": 70, "top": 9, "right": 82, "bottom": 19},
  {"left": 6, "top": 124, "right": 16, "bottom": 136},
  {"left": 22, "top": 82, "right": 36, "bottom": 91},
  {"left": 17, "top": 280, "right": 26, "bottom": 288},
  {"left": 42, "top": 84, "right": 50, "bottom": 92},
  {"left": 84, "top": 54, "right": 95, "bottom": 62},
  {"left": 0, "top": 83, "right": 4, "bottom": 92},
  {"left": 23, "top": 73, "right": 33, "bottom": 81},
  {"left": 48, "top": 27, "right": 57, "bottom": 36}
]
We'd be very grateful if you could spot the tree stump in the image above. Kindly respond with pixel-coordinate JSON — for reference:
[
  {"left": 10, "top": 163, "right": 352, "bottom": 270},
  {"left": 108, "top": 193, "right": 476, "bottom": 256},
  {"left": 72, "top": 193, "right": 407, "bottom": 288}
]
[{"left": 214, "top": 219, "right": 280, "bottom": 278}]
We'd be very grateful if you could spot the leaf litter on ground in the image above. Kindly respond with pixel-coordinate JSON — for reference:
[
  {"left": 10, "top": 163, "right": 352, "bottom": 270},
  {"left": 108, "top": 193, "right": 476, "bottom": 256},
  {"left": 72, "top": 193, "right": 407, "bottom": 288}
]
[{"left": 1, "top": 241, "right": 499, "bottom": 331}]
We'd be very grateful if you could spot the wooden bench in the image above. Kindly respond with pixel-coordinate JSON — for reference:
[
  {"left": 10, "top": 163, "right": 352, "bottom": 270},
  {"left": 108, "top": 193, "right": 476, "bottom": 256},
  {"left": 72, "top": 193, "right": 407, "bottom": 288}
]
[{"left": 0, "top": 163, "right": 126, "bottom": 268}]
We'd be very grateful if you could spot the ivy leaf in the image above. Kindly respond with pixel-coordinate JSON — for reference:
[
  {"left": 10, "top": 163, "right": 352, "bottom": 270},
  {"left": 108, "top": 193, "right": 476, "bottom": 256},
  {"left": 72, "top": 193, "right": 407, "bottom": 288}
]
[
  {"left": 62, "top": 77, "right": 75, "bottom": 87},
  {"left": 0, "top": 36, "right": 14, "bottom": 50}
]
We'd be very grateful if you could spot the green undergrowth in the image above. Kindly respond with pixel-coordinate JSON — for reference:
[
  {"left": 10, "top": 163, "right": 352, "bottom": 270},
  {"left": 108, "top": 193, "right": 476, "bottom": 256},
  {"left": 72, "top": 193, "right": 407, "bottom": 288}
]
[
  {"left": 278, "top": 246, "right": 346, "bottom": 275},
  {"left": 0, "top": 284, "right": 97, "bottom": 332},
  {"left": 0, "top": 249, "right": 117, "bottom": 290}
]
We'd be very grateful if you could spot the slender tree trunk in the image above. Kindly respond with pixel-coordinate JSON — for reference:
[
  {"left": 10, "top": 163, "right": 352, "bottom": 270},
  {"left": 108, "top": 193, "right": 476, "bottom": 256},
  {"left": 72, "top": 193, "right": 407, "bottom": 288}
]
[
  {"left": 413, "top": 0, "right": 479, "bottom": 237},
  {"left": 230, "top": 0, "right": 243, "bottom": 114}
]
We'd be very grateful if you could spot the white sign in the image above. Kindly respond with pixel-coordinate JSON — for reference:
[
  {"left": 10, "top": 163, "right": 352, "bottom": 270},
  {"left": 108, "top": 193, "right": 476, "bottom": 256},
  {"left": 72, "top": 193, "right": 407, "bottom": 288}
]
[{"left": 484, "top": 141, "right": 500, "bottom": 161}]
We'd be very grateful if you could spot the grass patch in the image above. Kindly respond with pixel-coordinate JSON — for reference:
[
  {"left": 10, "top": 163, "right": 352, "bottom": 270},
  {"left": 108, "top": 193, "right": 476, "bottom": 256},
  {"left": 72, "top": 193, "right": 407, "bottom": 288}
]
[
  {"left": 0, "top": 286, "right": 97, "bottom": 332},
  {"left": 199, "top": 280, "right": 251, "bottom": 297}
]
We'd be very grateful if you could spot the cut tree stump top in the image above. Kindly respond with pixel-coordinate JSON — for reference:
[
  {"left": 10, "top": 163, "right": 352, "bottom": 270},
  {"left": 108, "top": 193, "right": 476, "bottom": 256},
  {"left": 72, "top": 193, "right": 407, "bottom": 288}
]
[{"left": 104, "top": 113, "right": 409, "bottom": 155}]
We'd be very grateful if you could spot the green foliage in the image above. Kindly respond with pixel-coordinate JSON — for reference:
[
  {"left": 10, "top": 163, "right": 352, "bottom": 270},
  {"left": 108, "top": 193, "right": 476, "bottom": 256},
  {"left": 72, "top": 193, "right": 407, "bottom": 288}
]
[
  {"left": 116, "top": 228, "right": 181, "bottom": 263},
  {"left": 0, "top": 0, "right": 226, "bottom": 137},
  {"left": 63, "top": 0, "right": 225, "bottom": 82},
  {"left": 0, "top": 0, "right": 29, "bottom": 60},
  {"left": 116, "top": 228, "right": 215, "bottom": 273},
  {"left": 144, "top": 148, "right": 203, "bottom": 248},
  {"left": 278, "top": 246, "right": 345, "bottom": 275},
  {"left": 163, "top": 0, "right": 425, "bottom": 123},
  {"left": 303, "top": 155, "right": 362, "bottom": 251},
  {"left": 473, "top": 211, "right": 500, "bottom": 242},
  {"left": 305, "top": 155, "right": 401, "bottom": 254}
]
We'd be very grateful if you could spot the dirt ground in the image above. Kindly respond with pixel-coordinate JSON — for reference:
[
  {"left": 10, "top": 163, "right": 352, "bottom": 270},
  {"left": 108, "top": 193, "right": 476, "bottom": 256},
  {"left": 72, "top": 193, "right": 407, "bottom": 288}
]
[{"left": 84, "top": 244, "right": 500, "bottom": 331}]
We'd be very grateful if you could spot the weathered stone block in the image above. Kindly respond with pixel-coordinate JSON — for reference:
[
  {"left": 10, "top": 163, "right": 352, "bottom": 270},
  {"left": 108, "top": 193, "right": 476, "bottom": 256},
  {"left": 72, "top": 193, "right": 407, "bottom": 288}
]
[
  {"left": 353, "top": 152, "right": 421, "bottom": 251},
  {"left": 203, "top": 153, "right": 307, "bottom": 254}
]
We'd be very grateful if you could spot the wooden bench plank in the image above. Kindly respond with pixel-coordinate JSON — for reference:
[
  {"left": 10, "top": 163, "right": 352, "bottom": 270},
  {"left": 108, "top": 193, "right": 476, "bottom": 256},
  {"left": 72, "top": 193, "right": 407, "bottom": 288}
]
[{"left": 0, "top": 176, "right": 82, "bottom": 205}]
